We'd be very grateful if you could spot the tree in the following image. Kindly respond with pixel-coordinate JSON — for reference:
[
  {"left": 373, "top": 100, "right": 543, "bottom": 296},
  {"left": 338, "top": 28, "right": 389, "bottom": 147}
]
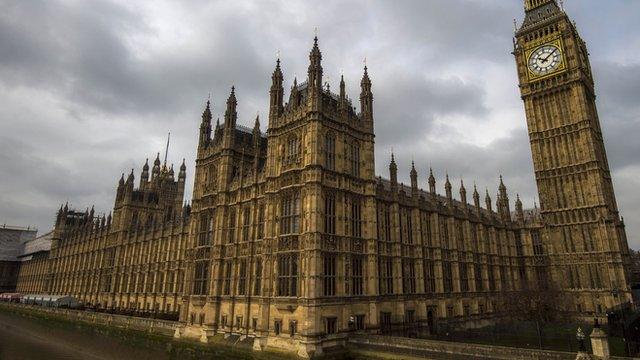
[{"left": 499, "top": 286, "right": 568, "bottom": 349}]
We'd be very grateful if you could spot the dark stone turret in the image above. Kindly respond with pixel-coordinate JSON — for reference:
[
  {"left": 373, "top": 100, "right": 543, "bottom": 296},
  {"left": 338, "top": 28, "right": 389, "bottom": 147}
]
[
  {"left": 199, "top": 100, "right": 212, "bottom": 147},
  {"left": 269, "top": 59, "right": 284, "bottom": 128}
]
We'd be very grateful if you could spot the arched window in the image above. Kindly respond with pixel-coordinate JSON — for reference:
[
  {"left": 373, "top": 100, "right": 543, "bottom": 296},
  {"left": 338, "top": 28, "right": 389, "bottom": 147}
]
[
  {"left": 347, "top": 141, "right": 360, "bottom": 177},
  {"left": 285, "top": 135, "right": 300, "bottom": 164},
  {"left": 324, "top": 133, "right": 335, "bottom": 171},
  {"left": 280, "top": 192, "right": 301, "bottom": 235},
  {"left": 208, "top": 164, "right": 217, "bottom": 186},
  {"left": 324, "top": 192, "right": 336, "bottom": 234}
]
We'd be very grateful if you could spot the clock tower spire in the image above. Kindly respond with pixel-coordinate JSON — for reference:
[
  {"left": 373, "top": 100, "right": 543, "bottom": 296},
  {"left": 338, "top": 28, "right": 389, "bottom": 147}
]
[{"left": 514, "top": 1, "right": 631, "bottom": 312}]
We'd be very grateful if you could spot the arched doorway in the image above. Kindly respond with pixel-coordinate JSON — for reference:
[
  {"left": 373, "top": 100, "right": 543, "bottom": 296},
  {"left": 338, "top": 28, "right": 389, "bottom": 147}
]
[{"left": 427, "top": 310, "right": 435, "bottom": 335}]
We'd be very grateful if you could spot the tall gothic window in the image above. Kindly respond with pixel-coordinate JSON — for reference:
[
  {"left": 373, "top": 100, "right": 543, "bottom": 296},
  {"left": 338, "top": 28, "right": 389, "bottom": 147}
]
[
  {"left": 280, "top": 193, "right": 301, "bottom": 235},
  {"left": 223, "top": 260, "right": 232, "bottom": 295},
  {"left": 193, "top": 261, "right": 209, "bottom": 295},
  {"left": 421, "top": 212, "right": 432, "bottom": 246},
  {"left": 198, "top": 212, "right": 213, "bottom": 246},
  {"left": 238, "top": 259, "right": 247, "bottom": 295},
  {"left": 257, "top": 204, "right": 265, "bottom": 239},
  {"left": 325, "top": 133, "right": 335, "bottom": 171},
  {"left": 351, "top": 255, "right": 364, "bottom": 296},
  {"left": 536, "top": 267, "right": 548, "bottom": 289},
  {"left": 459, "top": 262, "right": 469, "bottom": 292},
  {"left": 322, "top": 253, "right": 336, "bottom": 296},
  {"left": 242, "top": 206, "right": 251, "bottom": 242},
  {"left": 167, "top": 271, "right": 175, "bottom": 293},
  {"left": 324, "top": 192, "right": 336, "bottom": 235},
  {"left": 402, "top": 259, "right": 416, "bottom": 294},
  {"left": 378, "top": 257, "right": 393, "bottom": 295},
  {"left": 377, "top": 204, "right": 392, "bottom": 242},
  {"left": 471, "top": 224, "right": 479, "bottom": 252},
  {"left": 439, "top": 217, "right": 449, "bottom": 249},
  {"left": 475, "top": 262, "right": 484, "bottom": 291},
  {"left": 136, "top": 274, "right": 144, "bottom": 293},
  {"left": 348, "top": 141, "right": 360, "bottom": 177},
  {"left": 400, "top": 208, "right": 413, "bottom": 244},
  {"left": 532, "top": 230, "right": 544, "bottom": 255},
  {"left": 285, "top": 136, "right": 300, "bottom": 164},
  {"left": 424, "top": 260, "right": 436, "bottom": 293},
  {"left": 500, "top": 266, "right": 508, "bottom": 290},
  {"left": 443, "top": 261, "right": 453, "bottom": 293},
  {"left": 227, "top": 208, "right": 237, "bottom": 243},
  {"left": 253, "top": 259, "right": 262, "bottom": 296},
  {"left": 456, "top": 220, "right": 464, "bottom": 251},
  {"left": 208, "top": 164, "right": 217, "bottom": 186},
  {"left": 350, "top": 197, "right": 362, "bottom": 238},
  {"left": 277, "top": 254, "right": 298, "bottom": 297},
  {"left": 488, "top": 266, "right": 496, "bottom": 291}
]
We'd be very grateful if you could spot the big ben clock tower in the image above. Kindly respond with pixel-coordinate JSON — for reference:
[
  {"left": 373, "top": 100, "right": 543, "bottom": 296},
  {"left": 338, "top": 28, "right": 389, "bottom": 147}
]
[{"left": 514, "top": 0, "right": 632, "bottom": 313}]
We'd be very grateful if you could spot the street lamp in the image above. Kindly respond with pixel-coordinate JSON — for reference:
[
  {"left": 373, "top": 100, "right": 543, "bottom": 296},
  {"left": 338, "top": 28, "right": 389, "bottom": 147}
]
[{"left": 576, "top": 327, "right": 586, "bottom": 352}]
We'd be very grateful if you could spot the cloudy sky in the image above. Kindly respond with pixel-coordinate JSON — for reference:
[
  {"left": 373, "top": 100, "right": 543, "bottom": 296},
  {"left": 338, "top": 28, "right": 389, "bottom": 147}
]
[{"left": 1, "top": 0, "right": 639, "bottom": 247}]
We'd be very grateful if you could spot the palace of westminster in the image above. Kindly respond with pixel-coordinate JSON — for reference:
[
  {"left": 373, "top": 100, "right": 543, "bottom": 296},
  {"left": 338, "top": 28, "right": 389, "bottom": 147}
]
[{"left": 8, "top": 0, "right": 633, "bottom": 357}]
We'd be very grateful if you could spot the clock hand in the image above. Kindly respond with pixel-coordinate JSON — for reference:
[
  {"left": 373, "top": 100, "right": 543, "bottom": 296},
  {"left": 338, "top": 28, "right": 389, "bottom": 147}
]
[{"left": 541, "top": 51, "right": 556, "bottom": 63}]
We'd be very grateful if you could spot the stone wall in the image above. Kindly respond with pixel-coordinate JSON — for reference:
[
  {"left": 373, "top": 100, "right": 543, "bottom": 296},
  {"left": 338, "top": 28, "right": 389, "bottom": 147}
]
[
  {"left": 0, "top": 303, "right": 179, "bottom": 337},
  {"left": 348, "top": 334, "right": 575, "bottom": 360}
]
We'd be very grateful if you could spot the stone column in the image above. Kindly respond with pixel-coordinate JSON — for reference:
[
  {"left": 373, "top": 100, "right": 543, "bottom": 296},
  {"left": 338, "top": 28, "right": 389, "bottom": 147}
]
[{"left": 590, "top": 320, "right": 610, "bottom": 359}]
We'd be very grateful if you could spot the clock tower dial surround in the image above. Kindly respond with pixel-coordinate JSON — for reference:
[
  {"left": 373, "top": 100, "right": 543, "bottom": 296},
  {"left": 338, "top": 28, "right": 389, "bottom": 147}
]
[{"left": 514, "top": 0, "right": 631, "bottom": 312}]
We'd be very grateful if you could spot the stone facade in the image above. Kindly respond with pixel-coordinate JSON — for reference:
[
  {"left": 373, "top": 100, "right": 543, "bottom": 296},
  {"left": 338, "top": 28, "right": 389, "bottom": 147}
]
[
  {"left": 15, "top": 159, "right": 191, "bottom": 315},
  {"left": 15, "top": 231, "right": 53, "bottom": 294},
  {"left": 513, "top": 0, "right": 632, "bottom": 312},
  {"left": 11, "top": 1, "right": 632, "bottom": 358}
]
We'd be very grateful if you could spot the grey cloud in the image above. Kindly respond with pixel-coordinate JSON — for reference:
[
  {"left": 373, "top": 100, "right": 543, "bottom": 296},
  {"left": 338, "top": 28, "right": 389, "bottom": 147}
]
[{"left": 0, "top": 0, "right": 639, "bottom": 249}]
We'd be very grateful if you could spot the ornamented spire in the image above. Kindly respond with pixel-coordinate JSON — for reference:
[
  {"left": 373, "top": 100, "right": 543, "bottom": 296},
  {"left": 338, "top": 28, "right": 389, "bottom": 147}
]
[
  {"left": 473, "top": 183, "right": 480, "bottom": 210},
  {"left": 360, "top": 62, "right": 373, "bottom": 122},
  {"left": 485, "top": 189, "right": 492, "bottom": 212},
  {"left": 515, "top": 194, "right": 524, "bottom": 222},
  {"left": 178, "top": 158, "right": 186, "bottom": 181},
  {"left": 497, "top": 175, "right": 510, "bottom": 221},
  {"left": 410, "top": 161, "right": 418, "bottom": 191},
  {"left": 460, "top": 180, "right": 467, "bottom": 206},
  {"left": 307, "top": 35, "right": 323, "bottom": 91},
  {"left": 253, "top": 114, "right": 261, "bottom": 150},
  {"left": 153, "top": 152, "right": 161, "bottom": 176},
  {"left": 499, "top": 175, "right": 507, "bottom": 195},
  {"left": 445, "top": 173, "right": 452, "bottom": 200},
  {"left": 199, "top": 99, "right": 212, "bottom": 146},
  {"left": 126, "top": 168, "right": 134, "bottom": 184},
  {"left": 428, "top": 167, "right": 436, "bottom": 194},
  {"left": 270, "top": 57, "right": 284, "bottom": 124},
  {"left": 389, "top": 152, "right": 398, "bottom": 187},
  {"left": 224, "top": 86, "right": 238, "bottom": 132},
  {"left": 140, "top": 158, "right": 149, "bottom": 186},
  {"left": 253, "top": 113, "right": 261, "bottom": 133}
]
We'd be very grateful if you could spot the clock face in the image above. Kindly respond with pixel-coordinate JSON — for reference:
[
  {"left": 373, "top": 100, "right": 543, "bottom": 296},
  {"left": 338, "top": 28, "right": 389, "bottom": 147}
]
[{"left": 528, "top": 44, "right": 563, "bottom": 76}]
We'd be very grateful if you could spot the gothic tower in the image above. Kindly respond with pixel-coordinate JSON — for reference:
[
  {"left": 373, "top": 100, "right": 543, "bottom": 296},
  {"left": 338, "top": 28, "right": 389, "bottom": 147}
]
[{"left": 514, "top": 0, "right": 631, "bottom": 312}]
